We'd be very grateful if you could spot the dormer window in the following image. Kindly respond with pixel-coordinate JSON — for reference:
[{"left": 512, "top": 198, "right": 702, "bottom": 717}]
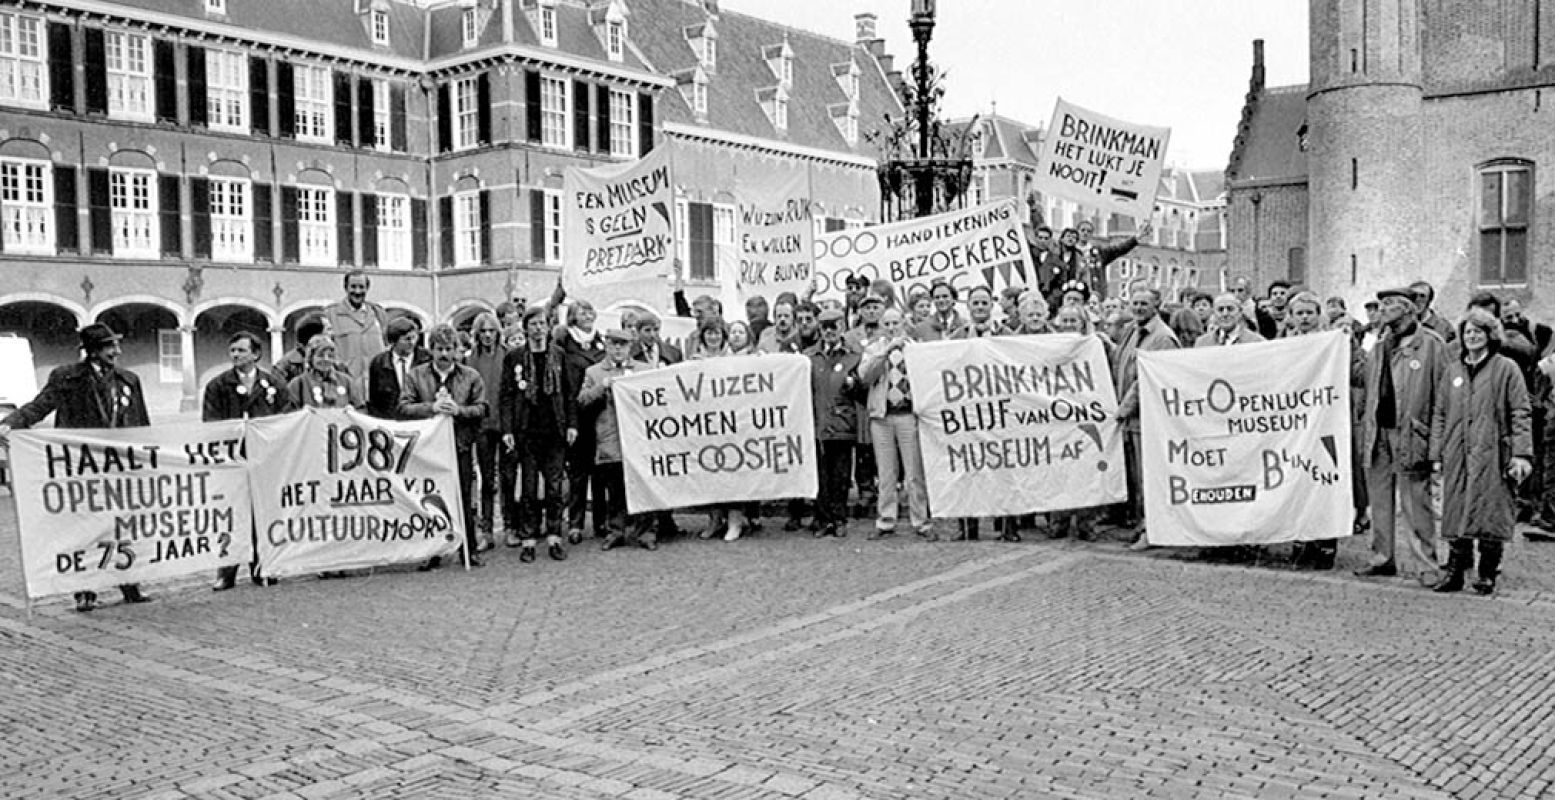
[
  {"left": 205, "top": 0, "right": 225, "bottom": 13},
  {"left": 595, "top": 0, "right": 629, "bottom": 62},
  {"left": 678, "top": 68, "right": 709, "bottom": 119},
  {"left": 685, "top": 22, "right": 717, "bottom": 73},
  {"left": 758, "top": 85, "right": 789, "bottom": 133},
  {"left": 833, "top": 61, "right": 860, "bottom": 101},
  {"left": 764, "top": 39, "right": 794, "bottom": 88},
  {"left": 693, "top": 81, "right": 707, "bottom": 116},
  {"left": 829, "top": 103, "right": 859, "bottom": 145},
  {"left": 371, "top": 10, "right": 389, "bottom": 45},
  {"left": 607, "top": 21, "right": 624, "bottom": 59},
  {"left": 539, "top": 5, "right": 557, "bottom": 47},
  {"left": 462, "top": 9, "right": 478, "bottom": 47}
]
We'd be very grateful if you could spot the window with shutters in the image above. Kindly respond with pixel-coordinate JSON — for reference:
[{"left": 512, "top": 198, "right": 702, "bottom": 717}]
[
  {"left": 453, "top": 191, "right": 482, "bottom": 266},
  {"left": 106, "top": 31, "right": 152, "bottom": 121},
  {"left": 453, "top": 77, "right": 479, "bottom": 150},
  {"left": 209, "top": 177, "right": 250, "bottom": 262},
  {"left": 0, "top": 13, "right": 46, "bottom": 108},
  {"left": 714, "top": 203, "right": 735, "bottom": 278},
  {"left": 674, "top": 198, "right": 689, "bottom": 268},
  {"left": 377, "top": 194, "right": 410, "bottom": 269},
  {"left": 462, "top": 10, "right": 478, "bottom": 47},
  {"left": 540, "top": 7, "right": 557, "bottom": 47},
  {"left": 0, "top": 157, "right": 51, "bottom": 253},
  {"left": 294, "top": 65, "right": 332, "bottom": 143},
  {"left": 1479, "top": 160, "right": 1533, "bottom": 286},
  {"left": 371, "top": 10, "right": 390, "bottom": 45},
  {"left": 543, "top": 189, "right": 562, "bottom": 265},
  {"left": 205, "top": 49, "right": 248, "bottom": 132},
  {"left": 297, "top": 186, "right": 334, "bottom": 266},
  {"left": 609, "top": 89, "right": 636, "bottom": 158},
  {"left": 372, "top": 80, "right": 391, "bottom": 150},
  {"left": 109, "top": 167, "right": 156, "bottom": 258},
  {"left": 540, "top": 76, "right": 569, "bottom": 148}
]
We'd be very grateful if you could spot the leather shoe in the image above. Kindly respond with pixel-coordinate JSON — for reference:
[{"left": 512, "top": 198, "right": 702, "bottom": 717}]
[
  {"left": 549, "top": 543, "right": 568, "bottom": 561},
  {"left": 1001, "top": 531, "right": 1022, "bottom": 543},
  {"left": 639, "top": 539, "right": 658, "bottom": 551},
  {"left": 783, "top": 517, "right": 802, "bottom": 532},
  {"left": 73, "top": 591, "right": 97, "bottom": 613},
  {"left": 1353, "top": 562, "right": 1397, "bottom": 577},
  {"left": 519, "top": 546, "right": 536, "bottom": 563},
  {"left": 418, "top": 556, "right": 442, "bottom": 572},
  {"left": 120, "top": 585, "right": 150, "bottom": 604},
  {"left": 600, "top": 536, "right": 621, "bottom": 551},
  {"left": 212, "top": 574, "right": 236, "bottom": 592},
  {"left": 567, "top": 529, "right": 584, "bottom": 545}
]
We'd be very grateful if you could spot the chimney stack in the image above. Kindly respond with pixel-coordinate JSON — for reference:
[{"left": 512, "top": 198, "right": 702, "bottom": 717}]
[
  {"left": 1251, "top": 39, "right": 1266, "bottom": 93},
  {"left": 855, "top": 12, "right": 877, "bottom": 44}
]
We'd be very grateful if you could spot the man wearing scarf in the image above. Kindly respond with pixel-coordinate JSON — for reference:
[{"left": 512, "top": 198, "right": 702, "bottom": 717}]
[{"left": 1356, "top": 286, "right": 1448, "bottom": 580}]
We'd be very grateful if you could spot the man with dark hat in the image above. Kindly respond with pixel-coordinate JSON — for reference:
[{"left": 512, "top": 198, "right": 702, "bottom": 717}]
[
  {"left": 844, "top": 274, "right": 872, "bottom": 327},
  {"left": 578, "top": 328, "right": 655, "bottom": 551},
  {"left": 0, "top": 323, "right": 152, "bottom": 611},
  {"left": 1356, "top": 286, "right": 1448, "bottom": 581},
  {"left": 808, "top": 308, "right": 865, "bottom": 538}
]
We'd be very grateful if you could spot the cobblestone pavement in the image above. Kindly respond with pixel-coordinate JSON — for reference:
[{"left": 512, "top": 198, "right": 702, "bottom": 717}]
[{"left": 4, "top": 500, "right": 1555, "bottom": 799}]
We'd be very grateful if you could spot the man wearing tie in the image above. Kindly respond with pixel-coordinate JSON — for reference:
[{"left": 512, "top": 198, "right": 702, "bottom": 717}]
[{"left": 366, "top": 317, "right": 428, "bottom": 420}]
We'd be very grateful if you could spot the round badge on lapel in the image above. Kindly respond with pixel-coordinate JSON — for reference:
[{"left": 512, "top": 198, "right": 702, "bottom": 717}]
[
  {"left": 1453, "top": 376, "right": 1464, "bottom": 388},
  {"left": 1410, "top": 359, "right": 1421, "bottom": 370}
]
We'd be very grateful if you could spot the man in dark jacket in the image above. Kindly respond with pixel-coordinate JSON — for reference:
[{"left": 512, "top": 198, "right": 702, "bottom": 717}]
[
  {"left": 555, "top": 300, "right": 607, "bottom": 542},
  {"left": 501, "top": 306, "right": 576, "bottom": 561},
  {"left": 365, "top": 316, "right": 428, "bottom": 420},
  {"left": 0, "top": 324, "right": 151, "bottom": 612},
  {"left": 274, "top": 314, "right": 330, "bottom": 386},
  {"left": 631, "top": 311, "right": 683, "bottom": 368},
  {"left": 808, "top": 308, "right": 863, "bottom": 538},
  {"left": 400, "top": 324, "right": 489, "bottom": 569},
  {"left": 466, "top": 312, "right": 511, "bottom": 551},
  {"left": 203, "top": 331, "right": 292, "bottom": 590}
]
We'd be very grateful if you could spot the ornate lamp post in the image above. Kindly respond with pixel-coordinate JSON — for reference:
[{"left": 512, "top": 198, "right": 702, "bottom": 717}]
[{"left": 872, "top": 0, "right": 974, "bottom": 222}]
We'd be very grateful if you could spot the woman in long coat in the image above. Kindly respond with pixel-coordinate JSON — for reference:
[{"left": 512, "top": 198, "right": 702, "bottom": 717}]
[{"left": 1430, "top": 308, "right": 1533, "bottom": 595}]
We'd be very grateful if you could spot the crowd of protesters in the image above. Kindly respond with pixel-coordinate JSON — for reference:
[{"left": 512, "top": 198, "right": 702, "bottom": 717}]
[{"left": 3, "top": 228, "right": 1550, "bottom": 608}]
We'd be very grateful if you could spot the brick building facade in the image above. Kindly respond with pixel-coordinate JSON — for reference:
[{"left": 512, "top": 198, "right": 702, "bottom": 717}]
[
  {"left": 0, "top": 0, "right": 899, "bottom": 413},
  {"left": 1227, "top": 0, "right": 1555, "bottom": 315}
]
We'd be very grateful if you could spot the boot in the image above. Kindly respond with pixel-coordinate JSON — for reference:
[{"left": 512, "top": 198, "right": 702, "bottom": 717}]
[
  {"left": 1473, "top": 540, "right": 1503, "bottom": 595},
  {"left": 1430, "top": 539, "right": 1473, "bottom": 593},
  {"left": 213, "top": 564, "right": 238, "bottom": 592},
  {"left": 119, "top": 584, "right": 150, "bottom": 604}
]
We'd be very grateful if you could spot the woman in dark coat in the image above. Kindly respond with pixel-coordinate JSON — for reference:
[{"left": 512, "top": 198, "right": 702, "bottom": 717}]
[{"left": 1430, "top": 308, "right": 1533, "bottom": 595}]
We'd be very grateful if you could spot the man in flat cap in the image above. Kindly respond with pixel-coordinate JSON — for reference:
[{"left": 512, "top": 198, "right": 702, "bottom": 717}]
[
  {"left": 1355, "top": 286, "right": 1449, "bottom": 580},
  {"left": 578, "top": 328, "right": 655, "bottom": 551},
  {"left": 0, "top": 323, "right": 152, "bottom": 611},
  {"left": 808, "top": 308, "right": 865, "bottom": 538}
]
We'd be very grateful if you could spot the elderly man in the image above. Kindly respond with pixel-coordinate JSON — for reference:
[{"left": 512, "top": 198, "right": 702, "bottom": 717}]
[
  {"left": 1115, "top": 286, "right": 1180, "bottom": 548},
  {"left": 1410, "top": 280, "right": 1455, "bottom": 343},
  {"left": 400, "top": 324, "right": 489, "bottom": 569},
  {"left": 1355, "top": 287, "right": 1449, "bottom": 579},
  {"left": 578, "top": 329, "right": 655, "bottom": 551},
  {"left": 323, "top": 271, "right": 388, "bottom": 390},
  {"left": 0, "top": 324, "right": 152, "bottom": 611},
  {"left": 1195, "top": 292, "right": 1265, "bottom": 347},
  {"left": 809, "top": 308, "right": 864, "bottom": 538}
]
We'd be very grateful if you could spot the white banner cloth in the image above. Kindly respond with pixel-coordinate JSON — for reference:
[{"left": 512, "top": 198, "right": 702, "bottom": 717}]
[
  {"left": 1033, "top": 98, "right": 1171, "bottom": 221},
  {"left": 613, "top": 353, "right": 817, "bottom": 513},
  {"left": 813, "top": 200, "right": 1032, "bottom": 305},
  {"left": 734, "top": 170, "right": 814, "bottom": 305},
  {"left": 562, "top": 147, "right": 676, "bottom": 309},
  {"left": 905, "top": 334, "right": 1126, "bottom": 517},
  {"left": 11, "top": 421, "right": 253, "bottom": 599},
  {"left": 247, "top": 408, "right": 465, "bottom": 577},
  {"left": 1138, "top": 331, "right": 1354, "bottom": 546}
]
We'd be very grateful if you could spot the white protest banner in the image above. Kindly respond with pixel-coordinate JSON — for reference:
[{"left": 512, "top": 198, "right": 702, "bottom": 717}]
[
  {"left": 247, "top": 408, "right": 465, "bottom": 577},
  {"left": 562, "top": 147, "right": 675, "bottom": 309},
  {"left": 10, "top": 421, "right": 253, "bottom": 600},
  {"left": 905, "top": 334, "right": 1126, "bottom": 517},
  {"left": 813, "top": 199, "right": 1032, "bottom": 305},
  {"left": 1138, "top": 331, "right": 1353, "bottom": 546},
  {"left": 735, "top": 170, "right": 813, "bottom": 304},
  {"left": 613, "top": 353, "right": 816, "bottom": 513},
  {"left": 1034, "top": 98, "right": 1170, "bottom": 221}
]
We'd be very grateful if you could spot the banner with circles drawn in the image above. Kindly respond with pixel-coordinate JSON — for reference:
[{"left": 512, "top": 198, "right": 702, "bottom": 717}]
[
  {"left": 813, "top": 199, "right": 1033, "bottom": 306},
  {"left": 612, "top": 353, "right": 817, "bottom": 513}
]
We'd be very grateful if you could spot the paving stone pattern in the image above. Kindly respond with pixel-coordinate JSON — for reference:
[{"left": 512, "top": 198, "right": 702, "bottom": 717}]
[{"left": 3, "top": 500, "right": 1555, "bottom": 799}]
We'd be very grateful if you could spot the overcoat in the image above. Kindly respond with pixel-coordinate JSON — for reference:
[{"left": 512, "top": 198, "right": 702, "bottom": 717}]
[{"left": 1431, "top": 350, "right": 1532, "bottom": 542}]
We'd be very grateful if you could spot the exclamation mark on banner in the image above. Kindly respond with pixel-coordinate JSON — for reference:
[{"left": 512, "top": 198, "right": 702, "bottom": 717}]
[
  {"left": 1078, "top": 423, "right": 1106, "bottom": 471},
  {"left": 1319, "top": 435, "right": 1339, "bottom": 469}
]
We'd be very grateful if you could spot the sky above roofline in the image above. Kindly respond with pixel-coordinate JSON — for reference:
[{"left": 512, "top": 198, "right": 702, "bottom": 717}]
[{"left": 723, "top": 0, "right": 1309, "bottom": 169}]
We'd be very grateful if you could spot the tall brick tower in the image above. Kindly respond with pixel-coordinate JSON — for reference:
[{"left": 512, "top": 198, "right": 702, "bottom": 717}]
[{"left": 1306, "top": 0, "right": 1424, "bottom": 301}]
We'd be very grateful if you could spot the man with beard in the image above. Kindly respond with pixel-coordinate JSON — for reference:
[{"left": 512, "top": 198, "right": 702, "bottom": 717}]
[{"left": 400, "top": 324, "right": 489, "bottom": 569}]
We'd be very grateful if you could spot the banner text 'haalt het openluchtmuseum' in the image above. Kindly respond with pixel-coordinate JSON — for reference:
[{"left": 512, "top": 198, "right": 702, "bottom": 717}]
[
  {"left": 905, "top": 335, "right": 1126, "bottom": 517},
  {"left": 247, "top": 408, "right": 465, "bottom": 577},
  {"left": 735, "top": 169, "right": 814, "bottom": 305},
  {"left": 12, "top": 420, "right": 254, "bottom": 599},
  {"left": 813, "top": 199, "right": 1033, "bottom": 306},
  {"left": 1033, "top": 98, "right": 1170, "bottom": 222},
  {"left": 613, "top": 353, "right": 817, "bottom": 514},
  {"left": 562, "top": 147, "right": 675, "bottom": 309},
  {"left": 1138, "top": 331, "right": 1354, "bottom": 546}
]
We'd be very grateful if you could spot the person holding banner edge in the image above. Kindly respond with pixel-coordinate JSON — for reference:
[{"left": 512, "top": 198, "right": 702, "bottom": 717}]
[
  {"left": 400, "top": 324, "right": 489, "bottom": 570},
  {"left": 204, "top": 331, "right": 292, "bottom": 591},
  {"left": 0, "top": 323, "right": 152, "bottom": 612}
]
